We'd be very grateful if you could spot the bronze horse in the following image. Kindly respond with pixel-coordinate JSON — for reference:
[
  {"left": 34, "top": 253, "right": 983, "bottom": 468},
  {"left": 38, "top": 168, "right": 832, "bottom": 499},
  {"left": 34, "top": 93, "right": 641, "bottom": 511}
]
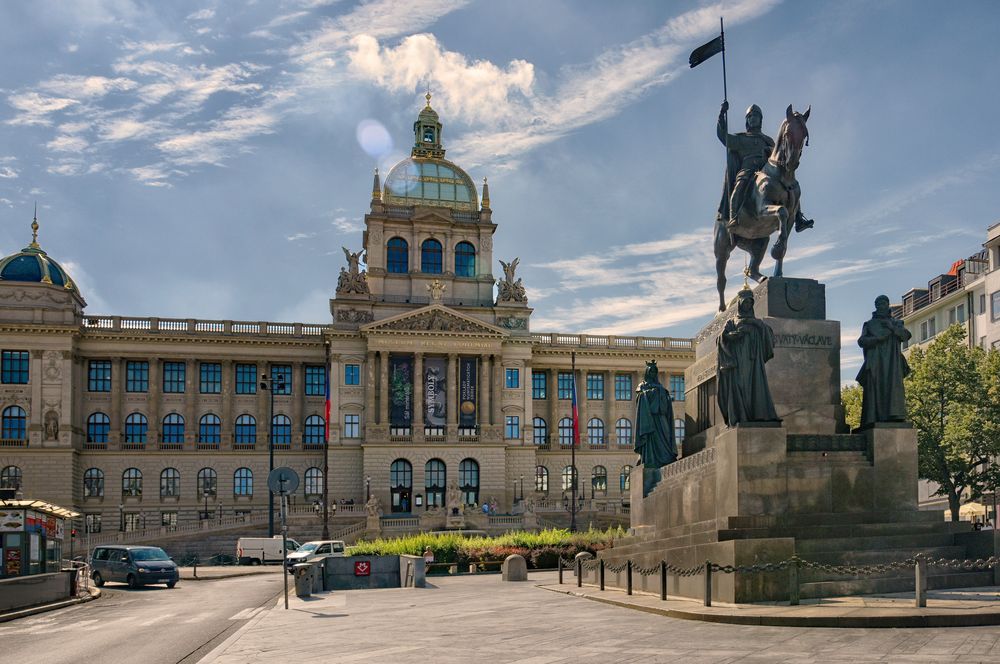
[{"left": 714, "top": 104, "right": 813, "bottom": 311}]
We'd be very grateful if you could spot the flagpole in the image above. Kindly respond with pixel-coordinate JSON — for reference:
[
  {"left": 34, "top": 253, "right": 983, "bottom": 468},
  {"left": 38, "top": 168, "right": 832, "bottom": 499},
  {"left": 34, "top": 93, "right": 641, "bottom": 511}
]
[
  {"left": 570, "top": 351, "right": 577, "bottom": 533},
  {"left": 720, "top": 16, "right": 731, "bottom": 225}
]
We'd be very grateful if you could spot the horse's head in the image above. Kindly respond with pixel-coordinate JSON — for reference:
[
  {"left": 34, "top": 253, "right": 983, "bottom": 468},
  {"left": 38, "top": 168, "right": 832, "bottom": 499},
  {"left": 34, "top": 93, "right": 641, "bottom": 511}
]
[{"left": 772, "top": 104, "right": 810, "bottom": 170}]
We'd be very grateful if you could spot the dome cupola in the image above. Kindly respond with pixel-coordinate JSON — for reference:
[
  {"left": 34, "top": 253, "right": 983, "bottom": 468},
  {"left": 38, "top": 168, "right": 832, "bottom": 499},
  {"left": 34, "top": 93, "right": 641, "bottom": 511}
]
[{"left": 0, "top": 211, "right": 77, "bottom": 292}]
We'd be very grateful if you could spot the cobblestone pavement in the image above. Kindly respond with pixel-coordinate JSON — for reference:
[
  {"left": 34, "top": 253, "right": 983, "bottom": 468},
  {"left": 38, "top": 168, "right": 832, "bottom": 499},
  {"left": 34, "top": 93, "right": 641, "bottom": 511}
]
[{"left": 200, "top": 571, "right": 1000, "bottom": 663}]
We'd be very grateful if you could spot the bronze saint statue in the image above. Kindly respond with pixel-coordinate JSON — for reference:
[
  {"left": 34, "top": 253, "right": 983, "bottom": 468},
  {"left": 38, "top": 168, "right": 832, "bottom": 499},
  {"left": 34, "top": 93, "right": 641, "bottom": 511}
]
[
  {"left": 716, "top": 286, "right": 779, "bottom": 426},
  {"left": 717, "top": 102, "right": 774, "bottom": 229},
  {"left": 634, "top": 360, "right": 677, "bottom": 495},
  {"left": 856, "top": 295, "right": 912, "bottom": 427}
]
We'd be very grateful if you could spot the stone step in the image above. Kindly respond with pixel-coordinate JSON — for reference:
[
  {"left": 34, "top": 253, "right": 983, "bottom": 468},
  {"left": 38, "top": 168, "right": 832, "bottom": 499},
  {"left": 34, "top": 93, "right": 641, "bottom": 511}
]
[
  {"left": 727, "top": 510, "right": 947, "bottom": 529},
  {"left": 798, "top": 570, "right": 994, "bottom": 600},
  {"left": 795, "top": 532, "right": 957, "bottom": 554},
  {"left": 720, "top": 520, "right": 968, "bottom": 542}
]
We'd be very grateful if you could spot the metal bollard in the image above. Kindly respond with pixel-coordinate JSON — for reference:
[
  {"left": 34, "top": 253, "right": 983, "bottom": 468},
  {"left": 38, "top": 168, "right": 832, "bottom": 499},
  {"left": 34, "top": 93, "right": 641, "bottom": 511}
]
[
  {"left": 193, "top": 561, "right": 197, "bottom": 579},
  {"left": 599, "top": 560, "right": 605, "bottom": 591},
  {"left": 789, "top": 558, "right": 800, "bottom": 606},
  {"left": 915, "top": 555, "right": 927, "bottom": 608},
  {"left": 704, "top": 561, "right": 712, "bottom": 607},
  {"left": 558, "top": 559, "right": 564, "bottom": 585},
  {"left": 626, "top": 561, "right": 633, "bottom": 596},
  {"left": 660, "top": 560, "right": 667, "bottom": 601},
  {"left": 576, "top": 558, "right": 582, "bottom": 588}
]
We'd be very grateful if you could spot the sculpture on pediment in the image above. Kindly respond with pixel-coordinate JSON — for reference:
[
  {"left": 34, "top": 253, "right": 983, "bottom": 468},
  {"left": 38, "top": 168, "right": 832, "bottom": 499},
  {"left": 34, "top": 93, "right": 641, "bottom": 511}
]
[
  {"left": 497, "top": 258, "right": 527, "bottom": 303},
  {"left": 336, "top": 308, "right": 374, "bottom": 324},
  {"left": 337, "top": 247, "right": 370, "bottom": 295},
  {"left": 380, "top": 311, "right": 485, "bottom": 333},
  {"left": 497, "top": 316, "right": 527, "bottom": 330}
]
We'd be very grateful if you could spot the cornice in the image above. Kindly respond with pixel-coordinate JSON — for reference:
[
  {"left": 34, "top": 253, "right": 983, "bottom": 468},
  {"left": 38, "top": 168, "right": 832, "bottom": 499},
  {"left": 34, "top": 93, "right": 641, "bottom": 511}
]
[
  {"left": 0, "top": 323, "right": 79, "bottom": 336},
  {"left": 78, "top": 331, "right": 327, "bottom": 349}
]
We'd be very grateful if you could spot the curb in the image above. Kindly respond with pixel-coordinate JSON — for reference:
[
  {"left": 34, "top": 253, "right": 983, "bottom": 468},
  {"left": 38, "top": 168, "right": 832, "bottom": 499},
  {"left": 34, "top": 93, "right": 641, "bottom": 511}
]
[
  {"left": 182, "top": 571, "right": 281, "bottom": 582},
  {"left": 0, "top": 585, "right": 101, "bottom": 624},
  {"left": 195, "top": 593, "right": 281, "bottom": 663},
  {"left": 539, "top": 585, "right": 1000, "bottom": 629}
]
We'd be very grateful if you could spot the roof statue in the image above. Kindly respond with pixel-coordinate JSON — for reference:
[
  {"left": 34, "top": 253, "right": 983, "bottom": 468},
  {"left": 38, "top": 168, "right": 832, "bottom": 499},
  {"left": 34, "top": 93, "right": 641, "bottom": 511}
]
[
  {"left": 337, "top": 246, "right": 369, "bottom": 295},
  {"left": 497, "top": 258, "right": 527, "bottom": 304}
]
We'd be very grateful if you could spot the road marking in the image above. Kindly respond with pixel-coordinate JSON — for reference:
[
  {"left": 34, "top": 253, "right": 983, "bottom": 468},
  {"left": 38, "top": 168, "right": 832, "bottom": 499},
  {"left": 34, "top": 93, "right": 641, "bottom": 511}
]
[
  {"left": 183, "top": 611, "right": 214, "bottom": 624},
  {"left": 228, "top": 607, "right": 264, "bottom": 621},
  {"left": 138, "top": 613, "right": 174, "bottom": 627}
]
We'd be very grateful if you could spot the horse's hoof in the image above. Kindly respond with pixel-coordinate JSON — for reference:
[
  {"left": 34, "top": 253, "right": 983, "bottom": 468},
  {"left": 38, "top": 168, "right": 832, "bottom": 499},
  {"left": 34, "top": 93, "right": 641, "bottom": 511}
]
[{"left": 748, "top": 271, "right": 765, "bottom": 283}]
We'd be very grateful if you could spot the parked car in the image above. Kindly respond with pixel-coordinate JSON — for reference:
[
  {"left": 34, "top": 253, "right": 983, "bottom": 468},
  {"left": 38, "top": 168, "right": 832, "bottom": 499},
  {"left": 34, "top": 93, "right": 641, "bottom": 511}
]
[
  {"left": 90, "top": 545, "right": 179, "bottom": 589},
  {"left": 237, "top": 536, "right": 301, "bottom": 566},
  {"left": 284, "top": 540, "right": 346, "bottom": 573}
]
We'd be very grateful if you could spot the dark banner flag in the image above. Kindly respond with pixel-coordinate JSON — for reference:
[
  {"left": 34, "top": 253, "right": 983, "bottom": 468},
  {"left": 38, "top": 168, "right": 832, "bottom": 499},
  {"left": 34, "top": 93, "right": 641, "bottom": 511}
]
[
  {"left": 424, "top": 357, "right": 447, "bottom": 427},
  {"left": 389, "top": 355, "right": 413, "bottom": 427},
  {"left": 689, "top": 34, "right": 723, "bottom": 68},
  {"left": 459, "top": 357, "right": 477, "bottom": 427}
]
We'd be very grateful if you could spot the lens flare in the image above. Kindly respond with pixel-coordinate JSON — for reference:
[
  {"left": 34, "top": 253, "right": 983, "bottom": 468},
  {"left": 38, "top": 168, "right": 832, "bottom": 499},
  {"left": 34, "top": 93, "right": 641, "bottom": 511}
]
[{"left": 356, "top": 119, "right": 393, "bottom": 158}]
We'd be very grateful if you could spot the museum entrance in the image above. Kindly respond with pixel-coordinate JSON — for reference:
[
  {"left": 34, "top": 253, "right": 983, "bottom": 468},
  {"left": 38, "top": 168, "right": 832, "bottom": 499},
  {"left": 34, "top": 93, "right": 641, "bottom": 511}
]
[{"left": 390, "top": 459, "right": 413, "bottom": 513}]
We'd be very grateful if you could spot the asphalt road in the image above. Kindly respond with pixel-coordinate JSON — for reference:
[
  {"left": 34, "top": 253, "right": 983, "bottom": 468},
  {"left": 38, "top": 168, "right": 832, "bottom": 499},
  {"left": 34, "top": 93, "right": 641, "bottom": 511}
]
[{"left": 0, "top": 574, "right": 283, "bottom": 664}]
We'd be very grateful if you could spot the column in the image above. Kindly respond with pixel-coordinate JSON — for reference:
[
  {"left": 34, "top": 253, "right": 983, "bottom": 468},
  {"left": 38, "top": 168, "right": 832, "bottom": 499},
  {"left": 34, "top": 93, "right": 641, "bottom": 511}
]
[
  {"left": 221, "top": 360, "right": 233, "bottom": 445},
  {"left": 379, "top": 351, "right": 389, "bottom": 425},
  {"left": 413, "top": 353, "right": 424, "bottom": 430},
  {"left": 604, "top": 370, "right": 613, "bottom": 447},
  {"left": 110, "top": 356, "right": 123, "bottom": 445},
  {"left": 479, "top": 354, "right": 490, "bottom": 429},
  {"left": 329, "top": 353, "right": 341, "bottom": 442},
  {"left": 184, "top": 359, "right": 197, "bottom": 448},
  {"left": 291, "top": 361, "right": 304, "bottom": 445},
  {"left": 491, "top": 354, "right": 502, "bottom": 426},
  {"left": 365, "top": 352, "right": 376, "bottom": 430},
  {"left": 548, "top": 369, "right": 557, "bottom": 449},
  {"left": 148, "top": 358, "right": 161, "bottom": 444},
  {"left": 446, "top": 354, "right": 457, "bottom": 431},
  {"left": 522, "top": 359, "right": 533, "bottom": 446},
  {"left": 30, "top": 351, "right": 43, "bottom": 443}
]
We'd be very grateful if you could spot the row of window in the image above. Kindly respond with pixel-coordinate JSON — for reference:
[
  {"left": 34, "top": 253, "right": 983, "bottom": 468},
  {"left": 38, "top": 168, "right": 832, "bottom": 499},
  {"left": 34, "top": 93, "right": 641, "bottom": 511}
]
[
  {"left": 86, "top": 412, "right": 329, "bottom": 446},
  {"left": 533, "top": 464, "right": 632, "bottom": 494},
  {"left": 87, "top": 362, "right": 328, "bottom": 395},
  {"left": 527, "top": 371, "right": 685, "bottom": 401},
  {"left": 386, "top": 238, "right": 476, "bottom": 277},
  {"left": 81, "top": 466, "right": 324, "bottom": 498},
  {"left": 529, "top": 416, "right": 685, "bottom": 446}
]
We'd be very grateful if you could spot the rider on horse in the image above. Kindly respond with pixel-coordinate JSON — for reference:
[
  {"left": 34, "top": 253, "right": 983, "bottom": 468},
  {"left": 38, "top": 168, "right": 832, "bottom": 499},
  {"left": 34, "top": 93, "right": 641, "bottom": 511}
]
[{"left": 717, "top": 102, "right": 773, "bottom": 229}]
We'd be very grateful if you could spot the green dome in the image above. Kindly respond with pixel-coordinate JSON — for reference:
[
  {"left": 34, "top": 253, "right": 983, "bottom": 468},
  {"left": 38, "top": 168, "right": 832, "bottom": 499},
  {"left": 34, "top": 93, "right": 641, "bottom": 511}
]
[
  {"left": 0, "top": 218, "right": 77, "bottom": 291},
  {"left": 383, "top": 157, "right": 478, "bottom": 212}
]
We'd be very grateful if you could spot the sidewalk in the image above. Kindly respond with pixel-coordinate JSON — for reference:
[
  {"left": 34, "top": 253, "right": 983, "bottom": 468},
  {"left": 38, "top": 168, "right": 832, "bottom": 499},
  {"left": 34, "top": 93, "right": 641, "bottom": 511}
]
[
  {"left": 180, "top": 565, "right": 282, "bottom": 581},
  {"left": 199, "top": 571, "right": 1000, "bottom": 663}
]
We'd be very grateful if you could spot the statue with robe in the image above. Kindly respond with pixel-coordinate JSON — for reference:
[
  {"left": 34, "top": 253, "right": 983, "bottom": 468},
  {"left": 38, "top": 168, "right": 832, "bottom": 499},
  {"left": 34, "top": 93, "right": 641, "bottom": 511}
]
[
  {"left": 856, "top": 295, "right": 911, "bottom": 427},
  {"left": 634, "top": 360, "right": 677, "bottom": 495},
  {"left": 716, "top": 286, "right": 779, "bottom": 426}
]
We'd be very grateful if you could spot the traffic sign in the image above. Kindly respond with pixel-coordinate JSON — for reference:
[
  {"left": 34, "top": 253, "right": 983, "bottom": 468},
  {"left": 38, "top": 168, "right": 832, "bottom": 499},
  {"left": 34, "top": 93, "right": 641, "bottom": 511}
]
[
  {"left": 354, "top": 560, "right": 371, "bottom": 576},
  {"left": 267, "top": 467, "right": 300, "bottom": 495}
]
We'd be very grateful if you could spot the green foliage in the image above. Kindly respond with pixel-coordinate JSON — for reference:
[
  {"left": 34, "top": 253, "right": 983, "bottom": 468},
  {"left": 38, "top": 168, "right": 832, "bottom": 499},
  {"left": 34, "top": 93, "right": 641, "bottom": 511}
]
[
  {"left": 841, "top": 383, "right": 862, "bottom": 431},
  {"left": 906, "top": 325, "right": 1000, "bottom": 518},
  {"left": 349, "top": 527, "right": 624, "bottom": 569}
]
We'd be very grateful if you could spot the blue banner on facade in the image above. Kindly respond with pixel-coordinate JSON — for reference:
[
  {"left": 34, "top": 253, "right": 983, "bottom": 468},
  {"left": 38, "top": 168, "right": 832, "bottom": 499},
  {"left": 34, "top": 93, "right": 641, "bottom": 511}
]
[
  {"left": 459, "top": 357, "right": 477, "bottom": 427},
  {"left": 389, "top": 356, "right": 413, "bottom": 427},
  {"left": 424, "top": 357, "right": 447, "bottom": 427}
]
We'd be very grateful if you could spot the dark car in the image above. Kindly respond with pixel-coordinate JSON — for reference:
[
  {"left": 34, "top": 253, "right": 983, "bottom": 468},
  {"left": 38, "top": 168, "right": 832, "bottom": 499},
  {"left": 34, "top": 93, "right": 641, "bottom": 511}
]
[{"left": 90, "top": 545, "right": 179, "bottom": 589}]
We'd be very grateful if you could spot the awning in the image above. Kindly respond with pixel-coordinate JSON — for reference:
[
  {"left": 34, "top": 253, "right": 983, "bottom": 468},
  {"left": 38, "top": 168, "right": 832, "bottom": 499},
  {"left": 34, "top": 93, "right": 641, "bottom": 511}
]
[{"left": 0, "top": 499, "right": 79, "bottom": 519}]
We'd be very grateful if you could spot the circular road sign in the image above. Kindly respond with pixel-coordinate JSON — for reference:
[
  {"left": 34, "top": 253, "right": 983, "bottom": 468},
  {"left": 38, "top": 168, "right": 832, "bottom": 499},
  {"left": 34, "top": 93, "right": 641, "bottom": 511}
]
[{"left": 267, "top": 467, "right": 300, "bottom": 495}]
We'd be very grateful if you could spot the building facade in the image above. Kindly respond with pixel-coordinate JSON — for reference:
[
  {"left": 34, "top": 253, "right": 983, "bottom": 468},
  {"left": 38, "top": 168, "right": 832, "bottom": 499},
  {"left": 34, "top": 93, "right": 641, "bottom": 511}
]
[{"left": 0, "top": 100, "right": 694, "bottom": 534}]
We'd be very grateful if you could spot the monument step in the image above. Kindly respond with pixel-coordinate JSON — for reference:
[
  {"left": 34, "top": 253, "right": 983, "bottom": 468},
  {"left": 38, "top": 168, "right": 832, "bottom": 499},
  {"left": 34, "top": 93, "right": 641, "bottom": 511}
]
[
  {"left": 720, "top": 520, "right": 968, "bottom": 542},
  {"left": 798, "top": 570, "right": 994, "bottom": 600},
  {"left": 794, "top": 532, "right": 958, "bottom": 554},
  {"left": 726, "top": 510, "right": 947, "bottom": 529}
]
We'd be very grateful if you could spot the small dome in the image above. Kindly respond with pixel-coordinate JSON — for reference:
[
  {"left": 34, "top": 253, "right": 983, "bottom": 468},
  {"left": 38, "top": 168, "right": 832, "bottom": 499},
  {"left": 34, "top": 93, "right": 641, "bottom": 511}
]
[
  {"left": 0, "top": 216, "right": 77, "bottom": 291},
  {"left": 383, "top": 157, "right": 478, "bottom": 212}
]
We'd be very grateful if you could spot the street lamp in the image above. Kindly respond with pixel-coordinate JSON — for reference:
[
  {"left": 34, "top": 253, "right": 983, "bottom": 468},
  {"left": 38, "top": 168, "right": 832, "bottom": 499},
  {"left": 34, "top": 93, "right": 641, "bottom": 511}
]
[
  {"left": 519, "top": 474, "right": 524, "bottom": 501},
  {"left": 261, "top": 371, "right": 287, "bottom": 537},
  {"left": 118, "top": 502, "right": 124, "bottom": 532},
  {"left": 202, "top": 486, "right": 215, "bottom": 520},
  {"left": 366, "top": 476, "right": 371, "bottom": 502}
]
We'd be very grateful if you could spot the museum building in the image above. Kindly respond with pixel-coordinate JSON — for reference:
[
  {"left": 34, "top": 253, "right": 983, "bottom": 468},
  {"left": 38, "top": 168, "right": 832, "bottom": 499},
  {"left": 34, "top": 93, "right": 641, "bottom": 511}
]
[{"left": 0, "top": 99, "right": 694, "bottom": 533}]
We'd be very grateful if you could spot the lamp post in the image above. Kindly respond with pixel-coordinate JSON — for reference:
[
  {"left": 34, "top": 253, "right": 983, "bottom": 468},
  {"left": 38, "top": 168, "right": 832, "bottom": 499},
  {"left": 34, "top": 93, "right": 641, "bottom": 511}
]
[
  {"left": 366, "top": 475, "right": 371, "bottom": 502},
  {"left": 261, "top": 371, "right": 287, "bottom": 538},
  {"left": 118, "top": 502, "right": 124, "bottom": 532},
  {"left": 520, "top": 474, "right": 524, "bottom": 501},
  {"left": 322, "top": 340, "right": 331, "bottom": 540},
  {"left": 202, "top": 486, "right": 215, "bottom": 520}
]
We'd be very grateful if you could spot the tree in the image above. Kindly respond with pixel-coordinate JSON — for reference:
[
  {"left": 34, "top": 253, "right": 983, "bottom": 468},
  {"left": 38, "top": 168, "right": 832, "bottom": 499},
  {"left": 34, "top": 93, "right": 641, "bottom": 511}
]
[
  {"left": 841, "top": 383, "right": 862, "bottom": 431},
  {"left": 905, "top": 325, "right": 1000, "bottom": 521}
]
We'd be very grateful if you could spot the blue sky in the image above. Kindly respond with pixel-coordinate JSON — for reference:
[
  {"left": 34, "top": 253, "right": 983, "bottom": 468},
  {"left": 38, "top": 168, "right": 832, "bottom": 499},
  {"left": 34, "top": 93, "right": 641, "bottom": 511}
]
[{"left": 1, "top": 0, "right": 997, "bottom": 381}]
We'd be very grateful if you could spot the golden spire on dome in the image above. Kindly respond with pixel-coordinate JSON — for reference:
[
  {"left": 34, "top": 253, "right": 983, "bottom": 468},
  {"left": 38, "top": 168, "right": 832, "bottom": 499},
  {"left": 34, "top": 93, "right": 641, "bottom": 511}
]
[
  {"left": 425, "top": 90, "right": 432, "bottom": 109},
  {"left": 29, "top": 202, "right": 41, "bottom": 250}
]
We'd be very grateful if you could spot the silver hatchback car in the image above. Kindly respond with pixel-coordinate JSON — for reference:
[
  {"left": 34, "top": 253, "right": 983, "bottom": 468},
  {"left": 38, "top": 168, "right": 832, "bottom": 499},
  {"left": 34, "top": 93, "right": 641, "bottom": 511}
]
[{"left": 91, "top": 545, "right": 180, "bottom": 589}]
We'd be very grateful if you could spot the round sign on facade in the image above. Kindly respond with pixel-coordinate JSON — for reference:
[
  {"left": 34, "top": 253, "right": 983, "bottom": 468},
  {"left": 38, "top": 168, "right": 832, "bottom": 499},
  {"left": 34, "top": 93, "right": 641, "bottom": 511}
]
[{"left": 267, "top": 467, "right": 300, "bottom": 495}]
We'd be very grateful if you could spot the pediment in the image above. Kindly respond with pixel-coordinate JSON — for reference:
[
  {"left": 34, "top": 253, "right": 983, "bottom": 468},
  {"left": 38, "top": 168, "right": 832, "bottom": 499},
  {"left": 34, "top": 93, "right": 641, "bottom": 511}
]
[
  {"left": 361, "top": 305, "right": 507, "bottom": 336},
  {"left": 410, "top": 208, "right": 453, "bottom": 224}
]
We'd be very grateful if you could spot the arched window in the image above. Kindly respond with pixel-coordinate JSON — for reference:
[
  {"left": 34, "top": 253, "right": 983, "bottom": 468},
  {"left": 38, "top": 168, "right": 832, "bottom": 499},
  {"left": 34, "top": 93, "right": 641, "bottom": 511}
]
[
  {"left": 390, "top": 459, "right": 413, "bottom": 513},
  {"left": 558, "top": 417, "right": 574, "bottom": 447},
  {"left": 421, "top": 238, "right": 443, "bottom": 274},
  {"left": 304, "top": 467, "right": 323, "bottom": 496},
  {"left": 0, "top": 465, "right": 21, "bottom": 490},
  {"left": 1, "top": 406, "right": 26, "bottom": 440},
  {"left": 160, "top": 468, "right": 180, "bottom": 497},
  {"left": 454, "top": 241, "right": 476, "bottom": 277},
  {"left": 387, "top": 237, "right": 409, "bottom": 273},
  {"left": 533, "top": 417, "right": 547, "bottom": 446},
  {"left": 197, "top": 468, "right": 217, "bottom": 497},
  {"left": 235, "top": 414, "right": 256, "bottom": 446},
  {"left": 87, "top": 412, "right": 110, "bottom": 443},
  {"left": 674, "top": 418, "right": 686, "bottom": 447},
  {"left": 124, "top": 412, "right": 148, "bottom": 444},
  {"left": 459, "top": 458, "right": 479, "bottom": 506},
  {"left": 620, "top": 465, "right": 631, "bottom": 493},
  {"left": 535, "top": 466, "right": 548, "bottom": 493},
  {"left": 199, "top": 414, "right": 221, "bottom": 445},
  {"left": 303, "top": 415, "right": 325, "bottom": 447},
  {"left": 425, "top": 459, "right": 446, "bottom": 508},
  {"left": 272, "top": 414, "right": 291, "bottom": 448},
  {"left": 162, "top": 413, "right": 184, "bottom": 444},
  {"left": 615, "top": 418, "right": 632, "bottom": 447},
  {"left": 587, "top": 418, "right": 605, "bottom": 447},
  {"left": 234, "top": 468, "right": 253, "bottom": 496},
  {"left": 83, "top": 468, "right": 104, "bottom": 497},
  {"left": 561, "top": 465, "right": 578, "bottom": 492},
  {"left": 122, "top": 468, "right": 142, "bottom": 497},
  {"left": 591, "top": 465, "right": 608, "bottom": 496}
]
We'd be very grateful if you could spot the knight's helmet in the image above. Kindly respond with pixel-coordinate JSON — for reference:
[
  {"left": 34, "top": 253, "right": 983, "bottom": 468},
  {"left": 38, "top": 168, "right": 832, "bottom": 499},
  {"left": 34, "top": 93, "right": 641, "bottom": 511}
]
[{"left": 745, "top": 104, "right": 763, "bottom": 130}]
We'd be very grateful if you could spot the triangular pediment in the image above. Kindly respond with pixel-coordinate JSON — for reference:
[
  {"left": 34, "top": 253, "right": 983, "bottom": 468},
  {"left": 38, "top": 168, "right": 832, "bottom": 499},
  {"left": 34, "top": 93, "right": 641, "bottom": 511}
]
[
  {"left": 361, "top": 305, "right": 507, "bottom": 336},
  {"left": 410, "top": 208, "right": 453, "bottom": 224}
]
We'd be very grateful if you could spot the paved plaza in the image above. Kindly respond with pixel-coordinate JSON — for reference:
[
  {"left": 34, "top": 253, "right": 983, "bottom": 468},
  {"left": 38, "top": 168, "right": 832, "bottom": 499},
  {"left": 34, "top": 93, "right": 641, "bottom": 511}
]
[{"left": 201, "top": 571, "right": 1000, "bottom": 663}]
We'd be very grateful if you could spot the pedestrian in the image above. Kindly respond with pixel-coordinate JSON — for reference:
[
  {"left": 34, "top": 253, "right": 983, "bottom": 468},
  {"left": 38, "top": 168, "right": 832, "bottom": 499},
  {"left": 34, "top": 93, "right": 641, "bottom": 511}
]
[
  {"left": 482, "top": 501, "right": 489, "bottom": 515},
  {"left": 423, "top": 547, "right": 434, "bottom": 565}
]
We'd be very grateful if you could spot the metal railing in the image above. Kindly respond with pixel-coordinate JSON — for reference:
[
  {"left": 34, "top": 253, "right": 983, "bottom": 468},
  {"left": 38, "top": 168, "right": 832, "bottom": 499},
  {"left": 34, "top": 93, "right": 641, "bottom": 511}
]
[
  {"left": 82, "top": 316, "right": 330, "bottom": 338},
  {"left": 530, "top": 333, "right": 694, "bottom": 351}
]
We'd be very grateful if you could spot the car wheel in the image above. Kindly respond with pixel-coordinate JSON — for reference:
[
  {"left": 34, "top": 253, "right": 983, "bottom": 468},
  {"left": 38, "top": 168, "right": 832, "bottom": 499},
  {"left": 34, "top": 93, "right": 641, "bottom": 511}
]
[
  {"left": 92, "top": 572, "right": 105, "bottom": 587},
  {"left": 127, "top": 574, "right": 141, "bottom": 589},
  {"left": 166, "top": 581, "right": 177, "bottom": 589},
  {"left": 251, "top": 558, "right": 261, "bottom": 566}
]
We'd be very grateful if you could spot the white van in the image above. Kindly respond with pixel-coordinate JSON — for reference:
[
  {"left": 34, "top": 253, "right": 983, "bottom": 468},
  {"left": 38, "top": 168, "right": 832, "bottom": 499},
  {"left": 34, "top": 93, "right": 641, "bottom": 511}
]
[
  {"left": 237, "top": 536, "right": 301, "bottom": 565},
  {"left": 283, "top": 540, "right": 346, "bottom": 572}
]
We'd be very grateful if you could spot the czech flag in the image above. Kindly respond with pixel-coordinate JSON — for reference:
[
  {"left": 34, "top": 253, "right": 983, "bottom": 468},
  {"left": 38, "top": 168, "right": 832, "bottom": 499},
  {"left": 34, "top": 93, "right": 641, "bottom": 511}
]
[
  {"left": 324, "top": 367, "right": 331, "bottom": 444},
  {"left": 571, "top": 373, "right": 580, "bottom": 448}
]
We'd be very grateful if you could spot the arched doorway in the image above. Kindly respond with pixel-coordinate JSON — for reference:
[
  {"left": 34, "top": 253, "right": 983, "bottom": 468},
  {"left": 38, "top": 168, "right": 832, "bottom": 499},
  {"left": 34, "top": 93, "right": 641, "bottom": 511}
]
[
  {"left": 390, "top": 459, "right": 413, "bottom": 513},
  {"left": 459, "top": 458, "right": 479, "bottom": 506},
  {"left": 425, "top": 459, "right": 446, "bottom": 510}
]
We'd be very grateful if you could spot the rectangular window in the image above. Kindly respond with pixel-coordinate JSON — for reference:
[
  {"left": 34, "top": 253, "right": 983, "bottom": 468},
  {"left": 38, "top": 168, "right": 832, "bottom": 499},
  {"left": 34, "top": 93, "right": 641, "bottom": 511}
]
[
  {"left": 162, "top": 361, "right": 186, "bottom": 393},
  {"left": 928, "top": 317, "right": 937, "bottom": 338},
  {"left": 235, "top": 364, "right": 257, "bottom": 394},
  {"left": 124, "top": 513, "right": 141, "bottom": 533},
  {"left": 88, "top": 360, "right": 111, "bottom": 392},
  {"left": 200, "top": 363, "right": 221, "bottom": 394},
  {"left": 344, "top": 414, "right": 360, "bottom": 438},
  {"left": 614, "top": 374, "right": 632, "bottom": 401},
  {"left": 532, "top": 371, "right": 547, "bottom": 400},
  {"left": 271, "top": 364, "right": 292, "bottom": 395},
  {"left": 505, "top": 415, "right": 520, "bottom": 440},
  {"left": 85, "top": 514, "right": 102, "bottom": 534},
  {"left": 505, "top": 367, "right": 520, "bottom": 389},
  {"left": 161, "top": 512, "right": 177, "bottom": 529},
  {"left": 981, "top": 293, "right": 987, "bottom": 315},
  {"left": 670, "top": 375, "right": 686, "bottom": 401},
  {"left": 586, "top": 373, "right": 604, "bottom": 400},
  {"left": 920, "top": 321, "right": 928, "bottom": 342},
  {"left": 557, "top": 372, "right": 574, "bottom": 400},
  {"left": 344, "top": 364, "right": 360, "bottom": 386},
  {"left": 305, "top": 365, "right": 327, "bottom": 395},
  {"left": 992, "top": 292, "right": 1000, "bottom": 322},
  {"left": 0, "top": 351, "right": 29, "bottom": 384},
  {"left": 126, "top": 361, "right": 148, "bottom": 392}
]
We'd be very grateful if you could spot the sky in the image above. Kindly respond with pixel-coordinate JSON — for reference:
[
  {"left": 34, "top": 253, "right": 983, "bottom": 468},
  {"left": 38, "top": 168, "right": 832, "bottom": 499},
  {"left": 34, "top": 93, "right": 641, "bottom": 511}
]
[{"left": 1, "top": 0, "right": 997, "bottom": 383}]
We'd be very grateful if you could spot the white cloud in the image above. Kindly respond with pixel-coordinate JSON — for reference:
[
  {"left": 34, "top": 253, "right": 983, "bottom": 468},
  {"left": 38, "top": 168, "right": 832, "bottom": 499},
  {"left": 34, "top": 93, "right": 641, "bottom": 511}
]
[
  {"left": 0, "top": 166, "right": 18, "bottom": 178},
  {"left": 38, "top": 74, "right": 136, "bottom": 99},
  {"left": 332, "top": 216, "right": 363, "bottom": 233},
  {"left": 46, "top": 135, "right": 89, "bottom": 152},
  {"left": 99, "top": 117, "right": 156, "bottom": 141},
  {"left": 186, "top": 8, "right": 215, "bottom": 20},
  {"left": 287, "top": 232, "right": 318, "bottom": 241},
  {"left": 156, "top": 103, "right": 280, "bottom": 165},
  {"left": 6, "top": 92, "right": 79, "bottom": 126}
]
